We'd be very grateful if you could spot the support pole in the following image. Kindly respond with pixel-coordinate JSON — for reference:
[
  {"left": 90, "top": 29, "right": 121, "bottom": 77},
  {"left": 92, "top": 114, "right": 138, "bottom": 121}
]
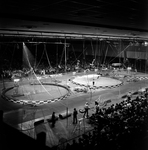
[
  {"left": 34, "top": 44, "right": 37, "bottom": 69},
  {"left": 56, "top": 44, "right": 58, "bottom": 68},
  {"left": 64, "top": 38, "right": 67, "bottom": 73},
  {"left": 83, "top": 40, "right": 85, "bottom": 68},
  {"left": 66, "top": 107, "right": 68, "bottom": 128}
]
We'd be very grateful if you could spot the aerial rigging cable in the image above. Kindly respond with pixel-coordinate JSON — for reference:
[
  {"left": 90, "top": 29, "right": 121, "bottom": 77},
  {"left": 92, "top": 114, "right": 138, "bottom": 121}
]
[
  {"left": 108, "top": 42, "right": 118, "bottom": 63},
  {"left": 59, "top": 46, "right": 65, "bottom": 68},
  {"left": 95, "top": 39, "right": 98, "bottom": 67},
  {"left": 23, "top": 42, "right": 54, "bottom": 98},
  {"left": 118, "top": 39, "right": 122, "bottom": 97},
  {"left": 44, "top": 43, "right": 52, "bottom": 68},
  {"left": 98, "top": 39, "right": 101, "bottom": 67},
  {"left": 119, "top": 39, "right": 122, "bottom": 64},
  {"left": 64, "top": 37, "right": 67, "bottom": 73},
  {"left": 70, "top": 46, "right": 87, "bottom": 66},
  {"left": 72, "top": 45, "right": 78, "bottom": 62},
  {"left": 34, "top": 43, "right": 37, "bottom": 69},
  {"left": 134, "top": 44, "right": 137, "bottom": 69},
  {"left": 41, "top": 42, "right": 68, "bottom": 107},
  {"left": 83, "top": 39, "right": 85, "bottom": 67},
  {"left": 56, "top": 44, "right": 58, "bottom": 67},
  {"left": 99, "top": 40, "right": 105, "bottom": 66},
  {"left": 108, "top": 44, "right": 130, "bottom": 64},
  {"left": 90, "top": 40, "right": 95, "bottom": 59},
  {"left": 21, "top": 43, "right": 68, "bottom": 131},
  {"left": 103, "top": 43, "right": 109, "bottom": 66},
  {"left": 35, "top": 46, "right": 45, "bottom": 69},
  {"left": 44, "top": 44, "right": 62, "bottom": 98},
  {"left": 144, "top": 46, "right": 148, "bottom": 87},
  {"left": 90, "top": 40, "right": 96, "bottom": 70}
]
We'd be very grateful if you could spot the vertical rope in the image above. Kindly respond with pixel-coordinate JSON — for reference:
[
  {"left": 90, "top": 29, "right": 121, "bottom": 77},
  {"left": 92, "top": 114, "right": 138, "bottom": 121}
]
[
  {"left": 95, "top": 39, "right": 98, "bottom": 66},
  {"left": 35, "top": 46, "right": 45, "bottom": 69},
  {"left": 44, "top": 43, "right": 51, "bottom": 68},
  {"left": 108, "top": 44, "right": 130, "bottom": 64},
  {"left": 56, "top": 44, "right": 58, "bottom": 67},
  {"left": 102, "top": 44, "right": 108, "bottom": 68},
  {"left": 64, "top": 38, "right": 67, "bottom": 73},
  {"left": 59, "top": 46, "right": 65, "bottom": 67},
  {"left": 90, "top": 40, "right": 95, "bottom": 59},
  {"left": 83, "top": 40, "right": 85, "bottom": 67},
  {"left": 23, "top": 42, "right": 53, "bottom": 98},
  {"left": 34, "top": 44, "right": 37, "bottom": 69},
  {"left": 98, "top": 40, "right": 101, "bottom": 67}
]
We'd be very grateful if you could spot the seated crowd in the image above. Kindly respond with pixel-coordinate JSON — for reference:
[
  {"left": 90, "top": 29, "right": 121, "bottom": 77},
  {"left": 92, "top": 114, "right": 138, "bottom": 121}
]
[
  {"left": 0, "top": 60, "right": 111, "bottom": 80},
  {"left": 53, "top": 91, "right": 148, "bottom": 150}
]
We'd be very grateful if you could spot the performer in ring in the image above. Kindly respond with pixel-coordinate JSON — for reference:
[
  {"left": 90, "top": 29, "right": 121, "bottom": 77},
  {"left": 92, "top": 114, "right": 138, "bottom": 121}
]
[
  {"left": 73, "top": 108, "right": 78, "bottom": 124},
  {"left": 92, "top": 79, "right": 95, "bottom": 86}
]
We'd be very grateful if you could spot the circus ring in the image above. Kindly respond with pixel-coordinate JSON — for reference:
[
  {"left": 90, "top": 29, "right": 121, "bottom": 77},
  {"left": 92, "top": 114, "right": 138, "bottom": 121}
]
[
  {"left": 1, "top": 82, "right": 71, "bottom": 106},
  {"left": 71, "top": 74, "right": 123, "bottom": 90}
]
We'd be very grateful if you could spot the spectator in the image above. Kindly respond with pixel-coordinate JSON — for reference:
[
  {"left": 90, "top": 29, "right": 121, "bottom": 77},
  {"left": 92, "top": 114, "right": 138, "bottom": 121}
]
[
  {"left": 83, "top": 102, "right": 90, "bottom": 118},
  {"left": 73, "top": 108, "right": 78, "bottom": 124},
  {"left": 95, "top": 101, "right": 99, "bottom": 114},
  {"left": 51, "top": 112, "right": 56, "bottom": 128}
]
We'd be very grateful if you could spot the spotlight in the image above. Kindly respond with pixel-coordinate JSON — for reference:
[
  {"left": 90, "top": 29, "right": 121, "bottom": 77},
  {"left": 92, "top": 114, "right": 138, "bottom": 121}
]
[
  {"left": 142, "top": 41, "right": 148, "bottom": 46},
  {"left": 144, "top": 41, "right": 148, "bottom": 46}
]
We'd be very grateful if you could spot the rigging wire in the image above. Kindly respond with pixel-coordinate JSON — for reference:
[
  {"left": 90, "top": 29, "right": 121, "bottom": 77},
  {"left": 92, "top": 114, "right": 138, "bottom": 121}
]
[
  {"left": 90, "top": 40, "right": 95, "bottom": 59},
  {"left": 100, "top": 40, "right": 105, "bottom": 65},
  {"left": 71, "top": 45, "right": 78, "bottom": 62},
  {"left": 39, "top": 43, "right": 68, "bottom": 107},
  {"left": 134, "top": 46, "right": 137, "bottom": 69},
  {"left": 108, "top": 43, "right": 118, "bottom": 63},
  {"left": 118, "top": 39, "right": 122, "bottom": 97},
  {"left": 144, "top": 47, "right": 148, "bottom": 81},
  {"left": 43, "top": 43, "right": 66, "bottom": 100},
  {"left": 108, "top": 44, "right": 130, "bottom": 64},
  {"left": 98, "top": 40, "right": 101, "bottom": 67},
  {"left": 44, "top": 43, "right": 51, "bottom": 68},
  {"left": 95, "top": 39, "right": 98, "bottom": 65},
  {"left": 70, "top": 46, "right": 87, "bottom": 66},
  {"left": 23, "top": 42, "right": 54, "bottom": 98},
  {"left": 102, "top": 44, "right": 109, "bottom": 68},
  {"left": 82, "top": 39, "right": 87, "bottom": 67},
  {"left": 59, "top": 46, "right": 65, "bottom": 67},
  {"left": 35, "top": 46, "right": 45, "bottom": 69},
  {"left": 56, "top": 44, "right": 58, "bottom": 67},
  {"left": 34, "top": 44, "right": 37, "bottom": 69}
]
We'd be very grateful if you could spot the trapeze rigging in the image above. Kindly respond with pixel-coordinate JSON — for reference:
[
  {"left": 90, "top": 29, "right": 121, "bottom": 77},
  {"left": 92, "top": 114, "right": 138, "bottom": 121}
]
[{"left": 2, "top": 38, "right": 148, "bottom": 84}]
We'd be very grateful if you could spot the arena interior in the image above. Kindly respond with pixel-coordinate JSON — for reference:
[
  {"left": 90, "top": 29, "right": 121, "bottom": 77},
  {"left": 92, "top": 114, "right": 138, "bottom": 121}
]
[{"left": 0, "top": 1, "right": 148, "bottom": 150}]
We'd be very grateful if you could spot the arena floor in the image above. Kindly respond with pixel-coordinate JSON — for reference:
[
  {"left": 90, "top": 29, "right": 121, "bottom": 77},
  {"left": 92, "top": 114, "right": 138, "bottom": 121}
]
[
  {"left": 6, "top": 84, "right": 69, "bottom": 101},
  {"left": 1, "top": 70, "right": 148, "bottom": 148}
]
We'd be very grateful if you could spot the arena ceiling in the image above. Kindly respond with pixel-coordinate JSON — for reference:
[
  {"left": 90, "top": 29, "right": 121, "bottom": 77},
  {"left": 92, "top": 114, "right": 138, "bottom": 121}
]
[{"left": 0, "top": 0, "right": 148, "bottom": 41}]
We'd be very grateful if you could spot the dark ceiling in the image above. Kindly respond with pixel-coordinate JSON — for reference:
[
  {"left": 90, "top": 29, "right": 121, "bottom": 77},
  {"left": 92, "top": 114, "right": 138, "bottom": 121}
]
[{"left": 0, "top": 0, "right": 148, "bottom": 40}]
